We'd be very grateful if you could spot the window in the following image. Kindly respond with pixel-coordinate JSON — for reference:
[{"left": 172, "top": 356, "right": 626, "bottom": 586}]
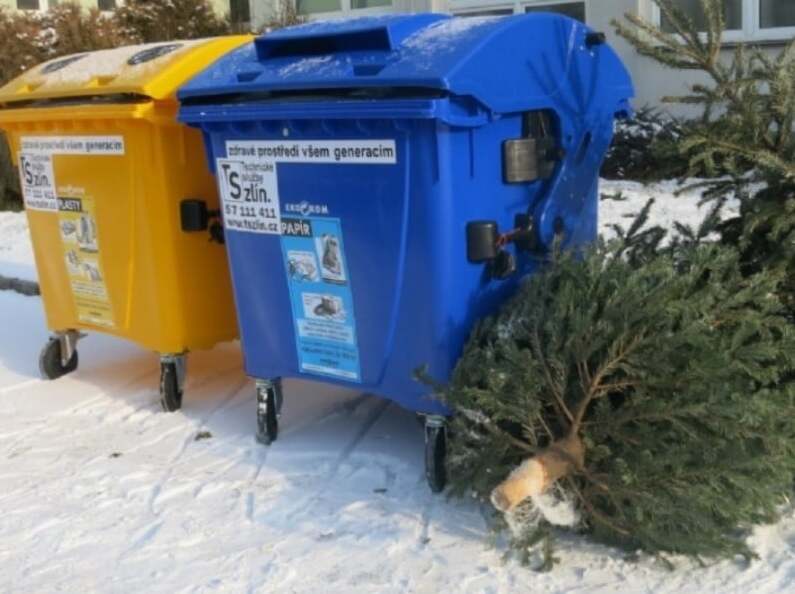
[
  {"left": 97, "top": 0, "right": 116, "bottom": 11},
  {"left": 351, "top": 0, "right": 392, "bottom": 8},
  {"left": 760, "top": 0, "right": 795, "bottom": 29},
  {"left": 456, "top": 8, "right": 513, "bottom": 17},
  {"left": 660, "top": 0, "right": 742, "bottom": 32},
  {"left": 17, "top": 0, "right": 40, "bottom": 9},
  {"left": 453, "top": 1, "right": 587, "bottom": 22},
  {"left": 296, "top": 0, "right": 392, "bottom": 14},
  {"left": 230, "top": 0, "right": 250, "bottom": 22},
  {"left": 525, "top": 2, "right": 585, "bottom": 22},
  {"left": 296, "top": 0, "right": 342, "bottom": 13},
  {"left": 654, "top": 0, "right": 795, "bottom": 41}
]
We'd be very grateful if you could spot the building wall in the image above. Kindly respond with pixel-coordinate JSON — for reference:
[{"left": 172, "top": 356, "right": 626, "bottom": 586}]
[
  {"left": 595, "top": 0, "right": 787, "bottom": 116},
  {"left": 589, "top": 0, "right": 661, "bottom": 108},
  {"left": 209, "top": 0, "right": 232, "bottom": 17}
]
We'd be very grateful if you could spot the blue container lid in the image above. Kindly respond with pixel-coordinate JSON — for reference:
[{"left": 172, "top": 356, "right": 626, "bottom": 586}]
[{"left": 179, "top": 13, "right": 633, "bottom": 117}]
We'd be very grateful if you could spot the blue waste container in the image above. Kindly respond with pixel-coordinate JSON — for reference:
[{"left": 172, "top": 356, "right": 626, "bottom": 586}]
[{"left": 178, "top": 13, "right": 633, "bottom": 491}]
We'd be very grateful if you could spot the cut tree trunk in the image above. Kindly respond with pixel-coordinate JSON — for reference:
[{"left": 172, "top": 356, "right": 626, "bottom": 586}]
[{"left": 491, "top": 432, "right": 584, "bottom": 512}]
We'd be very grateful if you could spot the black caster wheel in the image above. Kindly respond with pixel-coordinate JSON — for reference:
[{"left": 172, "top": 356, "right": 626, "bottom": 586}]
[
  {"left": 39, "top": 337, "right": 78, "bottom": 380},
  {"left": 160, "top": 361, "right": 183, "bottom": 412},
  {"left": 424, "top": 420, "right": 447, "bottom": 493},
  {"left": 256, "top": 381, "right": 281, "bottom": 445}
]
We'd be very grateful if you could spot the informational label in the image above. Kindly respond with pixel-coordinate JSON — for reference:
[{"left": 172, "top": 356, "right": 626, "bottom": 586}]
[
  {"left": 19, "top": 136, "right": 125, "bottom": 156},
  {"left": 225, "top": 139, "right": 397, "bottom": 165},
  {"left": 281, "top": 216, "right": 361, "bottom": 382},
  {"left": 216, "top": 158, "right": 280, "bottom": 234},
  {"left": 215, "top": 138, "right": 397, "bottom": 383},
  {"left": 17, "top": 135, "right": 125, "bottom": 212},
  {"left": 215, "top": 140, "right": 396, "bottom": 236},
  {"left": 18, "top": 153, "right": 57, "bottom": 211},
  {"left": 58, "top": 192, "right": 114, "bottom": 328},
  {"left": 16, "top": 135, "right": 122, "bottom": 325}
]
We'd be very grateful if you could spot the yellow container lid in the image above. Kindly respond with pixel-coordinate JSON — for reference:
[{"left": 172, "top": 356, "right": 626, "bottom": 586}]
[{"left": 0, "top": 36, "right": 251, "bottom": 105}]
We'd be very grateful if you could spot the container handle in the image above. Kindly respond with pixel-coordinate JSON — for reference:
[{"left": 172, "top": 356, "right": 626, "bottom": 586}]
[{"left": 257, "top": 26, "right": 394, "bottom": 60}]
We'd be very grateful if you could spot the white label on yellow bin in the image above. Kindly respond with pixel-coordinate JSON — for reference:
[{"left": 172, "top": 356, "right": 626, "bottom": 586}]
[
  {"left": 17, "top": 135, "right": 123, "bottom": 327},
  {"left": 58, "top": 192, "right": 114, "bottom": 328},
  {"left": 18, "top": 153, "right": 57, "bottom": 211},
  {"left": 19, "top": 136, "right": 125, "bottom": 156},
  {"left": 18, "top": 136, "right": 125, "bottom": 212},
  {"left": 216, "top": 140, "right": 397, "bottom": 235}
]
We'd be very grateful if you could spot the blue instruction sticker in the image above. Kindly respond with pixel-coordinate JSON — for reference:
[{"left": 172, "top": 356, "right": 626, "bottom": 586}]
[{"left": 280, "top": 216, "right": 361, "bottom": 382}]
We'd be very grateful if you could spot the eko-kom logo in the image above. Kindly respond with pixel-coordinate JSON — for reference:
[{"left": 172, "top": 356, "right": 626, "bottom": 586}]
[{"left": 284, "top": 201, "right": 330, "bottom": 217}]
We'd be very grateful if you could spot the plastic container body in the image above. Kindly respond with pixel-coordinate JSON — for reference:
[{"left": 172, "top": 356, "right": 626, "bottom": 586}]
[
  {"left": 0, "top": 38, "right": 250, "bottom": 356},
  {"left": 179, "top": 15, "right": 633, "bottom": 414},
  {"left": 2, "top": 104, "right": 236, "bottom": 352},
  {"left": 198, "top": 115, "right": 601, "bottom": 414}
]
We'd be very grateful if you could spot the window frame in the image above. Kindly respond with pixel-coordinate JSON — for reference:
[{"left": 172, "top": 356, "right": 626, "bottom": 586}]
[
  {"left": 228, "top": 0, "right": 251, "bottom": 22},
  {"left": 16, "top": 0, "right": 75, "bottom": 10},
  {"left": 650, "top": 0, "right": 795, "bottom": 44},
  {"left": 522, "top": 0, "right": 587, "bottom": 21},
  {"left": 348, "top": 0, "right": 394, "bottom": 11},
  {"left": 97, "top": 0, "right": 117, "bottom": 12},
  {"left": 753, "top": 0, "right": 795, "bottom": 41},
  {"left": 298, "top": 0, "right": 588, "bottom": 21},
  {"left": 452, "top": 0, "right": 588, "bottom": 22},
  {"left": 296, "top": 0, "right": 397, "bottom": 18},
  {"left": 453, "top": 5, "right": 515, "bottom": 18},
  {"left": 16, "top": 0, "right": 42, "bottom": 11}
]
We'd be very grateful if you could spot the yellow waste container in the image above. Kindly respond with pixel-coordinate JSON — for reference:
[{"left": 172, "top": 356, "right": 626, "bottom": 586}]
[{"left": 0, "top": 37, "right": 250, "bottom": 411}]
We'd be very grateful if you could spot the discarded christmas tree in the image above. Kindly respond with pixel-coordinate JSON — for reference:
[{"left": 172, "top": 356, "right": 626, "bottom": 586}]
[
  {"left": 614, "top": 0, "right": 795, "bottom": 311},
  {"left": 438, "top": 208, "right": 795, "bottom": 565},
  {"left": 431, "top": 0, "right": 795, "bottom": 566}
]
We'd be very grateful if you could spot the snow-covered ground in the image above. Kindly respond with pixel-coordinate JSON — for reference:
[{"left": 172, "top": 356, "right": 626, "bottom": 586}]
[
  {"left": 1, "top": 180, "right": 792, "bottom": 594},
  {"left": 0, "top": 210, "right": 36, "bottom": 282},
  {"left": 600, "top": 178, "right": 740, "bottom": 238}
]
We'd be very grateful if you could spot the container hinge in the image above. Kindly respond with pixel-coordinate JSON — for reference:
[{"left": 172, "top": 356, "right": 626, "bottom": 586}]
[
  {"left": 466, "top": 216, "right": 540, "bottom": 280},
  {"left": 586, "top": 32, "right": 607, "bottom": 48},
  {"left": 502, "top": 111, "right": 562, "bottom": 184},
  {"left": 180, "top": 199, "right": 225, "bottom": 244}
]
